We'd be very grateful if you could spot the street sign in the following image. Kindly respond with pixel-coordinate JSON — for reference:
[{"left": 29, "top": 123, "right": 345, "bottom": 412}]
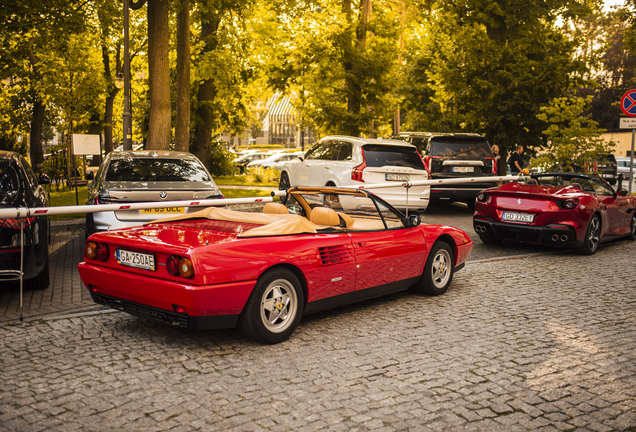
[
  {"left": 620, "top": 118, "right": 636, "bottom": 129},
  {"left": 620, "top": 89, "right": 636, "bottom": 117},
  {"left": 72, "top": 134, "right": 101, "bottom": 155}
]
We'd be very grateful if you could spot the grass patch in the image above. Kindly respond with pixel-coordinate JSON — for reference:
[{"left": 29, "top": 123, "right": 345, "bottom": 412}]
[
  {"left": 220, "top": 189, "right": 275, "bottom": 199},
  {"left": 214, "top": 171, "right": 278, "bottom": 187},
  {"left": 48, "top": 186, "right": 88, "bottom": 221}
]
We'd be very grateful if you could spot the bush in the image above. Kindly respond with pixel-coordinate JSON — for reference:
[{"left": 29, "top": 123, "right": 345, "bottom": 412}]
[
  {"left": 245, "top": 166, "right": 280, "bottom": 184},
  {"left": 209, "top": 143, "right": 234, "bottom": 176}
]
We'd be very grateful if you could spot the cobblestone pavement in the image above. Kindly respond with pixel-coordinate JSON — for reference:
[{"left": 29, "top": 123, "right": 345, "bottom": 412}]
[{"left": 1, "top": 236, "right": 635, "bottom": 431}]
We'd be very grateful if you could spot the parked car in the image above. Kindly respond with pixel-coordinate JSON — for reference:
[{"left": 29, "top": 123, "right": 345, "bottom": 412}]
[
  {"left": 0, "top": 151, "right": 51, "bottom": 289},
  {"left": 85, "top": 151, "right": 223, "bottom": 237},
  {"left": 473, "top": 172, "right": 636, "bottom": 255},
  {"left": 616, "top": 156, "right": 636, "bottom": 181},
  {"left": 279, "top": 136, "right": 430, "bottom": 212},
  {"left": 390, "top": 132, "right": 497, "bottom": 206},
  {"left": 78, "top": 186, "right": 473, "bottom": 344},
  {"left": 233, "top": 152, "right": 270, "bottom": 173},
  {"left": 588, "top": 153, "right": 618, "bottom": 185},
  {"left": 247, "top": 152, "right": 302, "bottom": 170}
]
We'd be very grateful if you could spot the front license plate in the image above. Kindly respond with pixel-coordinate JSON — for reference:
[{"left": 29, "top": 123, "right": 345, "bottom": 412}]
[
  {"left": 142, "top": 207, "right": 184, "bottom": 214},
  {"left": 116, "top": 249, "right": 156, "bottom": 271},
  {"left": 386, "top": 174, "right": 409, "bottom": 181},
  {"left": 452, "top": 166, "right": 474, "bottom": 173},
  {"left": 502, "top": 212, "right": 534, "bottom": 223}
]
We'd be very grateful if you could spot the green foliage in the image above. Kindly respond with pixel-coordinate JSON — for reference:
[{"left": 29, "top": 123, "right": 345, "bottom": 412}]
[
  {"left": 208, "top": 143, "right": 234, "bottom": 176},
  {"left": 246, "top": 166, "right": 280, "bottom": 184},
  {"left": 0, "top": 133, "right": 27, "bottom": 154},
  {"left": 533, "top": 96, "right": 614, "bottom": 172}
]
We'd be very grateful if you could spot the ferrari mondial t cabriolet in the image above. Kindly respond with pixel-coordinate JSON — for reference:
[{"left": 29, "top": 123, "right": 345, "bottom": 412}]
[
  {"left": 473, "top": 172, "right": 636, "bottom": 255},
  {"left": 78, "top": 187, "right": 473, "bottom": 343}
]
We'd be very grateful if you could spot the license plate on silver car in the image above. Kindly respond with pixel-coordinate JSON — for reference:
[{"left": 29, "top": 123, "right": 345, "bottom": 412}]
[
  {"left": 386, "top": 174, "right": 409, "bottom": 181},
  {"left": 452, "top": 166, "right": 474, "bottom": 173},
  {"left": 116, "top": 249, "right": 156, "bottom": 271},
  {"left": 502, "top": 212, "right": 534, "bottom": 223}
]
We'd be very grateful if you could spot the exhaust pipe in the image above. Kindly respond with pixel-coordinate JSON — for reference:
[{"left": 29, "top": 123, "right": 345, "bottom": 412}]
[
  {"left": 476, "top": 225, "right": 485, "bottom": 232},
  {"left": 561, "top": 235, "right": 568, "bottom": 242},
  {"left": 551, "top": 234, "right": 559, "bottom": 241}
]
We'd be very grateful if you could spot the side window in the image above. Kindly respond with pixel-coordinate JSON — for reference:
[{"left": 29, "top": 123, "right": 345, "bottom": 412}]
[
  {"left": 311, "top": 141, "right": 339, "bottom": 160},
  {"left": 335, "top": 141, "right": 353, "bottom": 161},
  {"left": 303, "top": 143, "right": 322, "bottom": 160},
  {"left": 589, "top": 178, "right": 615, "bottom": 196}
]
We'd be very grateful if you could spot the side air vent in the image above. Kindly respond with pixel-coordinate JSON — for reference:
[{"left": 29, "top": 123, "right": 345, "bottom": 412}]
[{"left": 318, "top": 245, "right": 353, "bottom": 265}]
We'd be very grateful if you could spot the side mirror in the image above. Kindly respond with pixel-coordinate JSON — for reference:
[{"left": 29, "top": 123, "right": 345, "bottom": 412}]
[
  {"left": 402, "top": 214, "right": 421, "bottom": 227},
  {"left": 38, "top": 173, "right": 51, "bottom": 185},
  {"left": 618, "top": 188, "right": 628, "bottom": 197}
]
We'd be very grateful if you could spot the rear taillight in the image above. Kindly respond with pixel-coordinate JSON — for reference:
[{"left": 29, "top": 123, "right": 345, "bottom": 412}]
[
  {"left": 352, "top": 161, "right": 366, "bottom": 182},
  {"left": 85, "top": 241, "right": 109, "bottom": 262},
  {"left": 1, "top": 217, "right": 34, "bottom": 229},
  {"left": 562, "top": 198, "right": 579, "bottom": 209},
  {"left": 166, "top": 255, "right": 194, "bottom": 278},
  {"left": 477, "top": 192, "right": 489, "bottom": 202},
  {"left": 424, "top": 156, "right": 440, "bottom": 175}
]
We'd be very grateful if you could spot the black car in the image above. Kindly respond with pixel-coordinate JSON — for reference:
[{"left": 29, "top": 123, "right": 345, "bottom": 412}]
[
  {"left": 390, "top": 132, "right": 497, "bottom": 206},
  {"left": 0, "top": 151, "right": 51, "bottom": 289}
]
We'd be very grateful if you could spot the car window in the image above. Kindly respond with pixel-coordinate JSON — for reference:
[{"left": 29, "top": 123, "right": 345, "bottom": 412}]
[
  {"left": 0, "top": 163, "right": 20, "bottom": 206},
  {"left": 362, "top": 145, "right": 425, "bottom": 170},
  {"left": 586, "top": 177, "right": 615, "bottom": 196},
  {"left": 308, "top": 141, "right": 339, "bottom": 160},
  {"left": 105, "top": 158, "right": 211, "bottom": 182},
  {"left": 335, "top": 141, "right": 353, "bottom": 161},
  {"left": 429, "top": 137, "right": 492, "bottom": 158},
  {"left": 302, "top": 143, "right": 321, "bottom": 160}
]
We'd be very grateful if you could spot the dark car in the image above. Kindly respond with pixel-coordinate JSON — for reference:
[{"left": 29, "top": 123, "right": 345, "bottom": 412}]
[
  {"left": 390, "top": 132, "right": 498, "bottom": 206},
  {"left": 589, "top": 153, "right": 618, "bottom": 185},
  {"left": 0, "top": 151, "right": 51, "bottom": 289},
  {"left": 233, "top": 152, "right": 270, "bottom": 173}
]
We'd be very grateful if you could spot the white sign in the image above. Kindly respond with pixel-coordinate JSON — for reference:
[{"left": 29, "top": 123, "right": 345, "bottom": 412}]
[
  {"left": 72, "top": 134, "right": 101, "bottom": 155},
  {"left": 620, "top": 118, "right": 636, "bottom": 129}
]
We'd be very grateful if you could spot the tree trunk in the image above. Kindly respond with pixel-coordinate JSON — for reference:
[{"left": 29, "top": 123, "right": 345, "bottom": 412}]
[
  {"left": 29, "top": 99, "right": 45, "bottom": 171},
  {"left": 175, "top": 0, "right": 191, "bottom": 152},
  {"left": 146, "top": 0, "right": 171, "bottom": 150},
  {"left": 192, "top": 9, "right": 220, "bottom": 169}
]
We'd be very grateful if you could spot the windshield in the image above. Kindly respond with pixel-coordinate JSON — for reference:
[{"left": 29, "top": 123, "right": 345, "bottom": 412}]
[
  {"left": 362, "top": 145, "right": 424, "bottom": 170},
  {"left": 429, "top": 137, "right": 492, "bottom": 158},
  {"left": 0, "top": 163, "right": 20, "bottom": 206},
  {"left": 105, "top": 158, "right": 211, "bottom": 182},
  {"left": 534, "top": 175, "right": 614, "bottom": 196}
]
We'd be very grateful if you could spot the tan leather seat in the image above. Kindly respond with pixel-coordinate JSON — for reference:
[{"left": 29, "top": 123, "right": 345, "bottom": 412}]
[
  {"left": 571, "top": 183, "right": 582, "bottom": 190},
  {"left": 263, "top": 202, "right": 289, "bottom": 214},
  {"left": 309, "top": 207, "right": 340, "bottom": 226},
  {"left": 526, "top": 179, "right": 538, "bottom": 185},
  {"left": 337, "top": 213, "right": 354, "bottom": 229}
]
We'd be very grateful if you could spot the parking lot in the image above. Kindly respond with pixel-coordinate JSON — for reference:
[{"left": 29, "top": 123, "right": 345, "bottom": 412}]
[{"left": 1, "top": 203, "right": 635, "bottom": 431}]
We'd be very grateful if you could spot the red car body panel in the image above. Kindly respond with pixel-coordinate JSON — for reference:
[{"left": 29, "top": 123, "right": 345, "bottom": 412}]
[
  {"left": 78, "top": 216, "right": 473, "bottom": 330},
  {"left": 473, "top": 175, "right": 636, "bottom": 248}
]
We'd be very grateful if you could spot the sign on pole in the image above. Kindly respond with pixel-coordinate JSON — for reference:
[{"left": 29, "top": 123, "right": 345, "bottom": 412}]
[
  {"left": 72, "top": 134, "right": 101, "bottom": 155},
  {"left": 620, "top": 90, "right": 636, "bottom": 194},
  {"left": 620, "top": 118, "right": 636, "bottom": 129}
]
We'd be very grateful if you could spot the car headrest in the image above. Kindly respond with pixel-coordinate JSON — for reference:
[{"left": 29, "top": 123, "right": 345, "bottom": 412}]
[
  {"left": 571, "top": 183, "right": 582, "bottom": 190},
  {"left": 263, "top": 202, "right": 289, "bottom": 214},
  {"left": 526, "top": 179, "right": 538, "bottom": 185},
  {"left": 309, "top": 207, "right": 340, "bottom": 226}
]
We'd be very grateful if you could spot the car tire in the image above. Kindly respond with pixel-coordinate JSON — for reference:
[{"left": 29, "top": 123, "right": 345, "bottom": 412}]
[
  {"left": 414, "top": 241, "right": 454, "bottom": 296},
  {"left": 627, "top": 213, "right": 636, "bottom": 241},
  {"left": 26, "top": 255, "right": 49, "bottom": 290},
  {"left": 239, "top": 268, "right": 304, "bottom": 344},
  {"left": 478, "top": 234, "right": 502, "bottom": 245},
  {"left": 574, "top": 214, "right": 601, "bottom": 255}
]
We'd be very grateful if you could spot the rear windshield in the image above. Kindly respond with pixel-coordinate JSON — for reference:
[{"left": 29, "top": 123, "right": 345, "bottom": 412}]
[
  {"left": 429, "top": 137, "right": 492, "bottom": 158},
  {"left": 0, "top": 163, "right": 20, "bottom": 206},
  {"left": 105, "top": 158, "right": 211, "bottom": 182},
  {"left": 362, "top": 145, "right": 425, "bottom": 170}
]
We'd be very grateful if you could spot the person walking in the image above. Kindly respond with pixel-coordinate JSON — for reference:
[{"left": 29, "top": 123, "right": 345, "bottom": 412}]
[{"left": 509, "top": 144, "right": 524, "bottom": 175}]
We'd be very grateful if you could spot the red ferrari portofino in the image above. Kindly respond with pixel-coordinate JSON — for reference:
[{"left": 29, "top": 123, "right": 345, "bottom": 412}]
[
  {"left": 78, "top": 187, "right": 473, "bottom": 343},
  {"left": 473, "top": 172, "right": 636, "bottom": 255}
]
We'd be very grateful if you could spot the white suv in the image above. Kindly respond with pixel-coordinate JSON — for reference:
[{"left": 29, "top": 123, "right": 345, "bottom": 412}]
[{"left": 279, "top": 136, "right": 430, "bottom": 212}]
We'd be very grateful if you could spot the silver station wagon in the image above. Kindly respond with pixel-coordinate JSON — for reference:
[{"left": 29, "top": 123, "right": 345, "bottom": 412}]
[{"left": 85, "top": 151, "right": 223, "bottom": 237}]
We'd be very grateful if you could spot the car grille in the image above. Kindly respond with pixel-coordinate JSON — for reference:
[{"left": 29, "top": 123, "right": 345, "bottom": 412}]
[
  {"left": 318, "top": 245, "right": 353, "bottom": 265},
  {"left": 90, "top": 292, "right": 189, "bottom": 327}
]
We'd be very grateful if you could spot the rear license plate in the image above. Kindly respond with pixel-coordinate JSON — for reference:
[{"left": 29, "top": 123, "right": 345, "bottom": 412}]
[
  {"left": 142, "top": 207, "right": 184, "bottom": 214},
  {"left": 452, "top": 166, "right": 474, "bottom": 173},
  {"left": 502, "top": 212, "right": 534, "bottom": 223},
  {"left": 386, "top": 174, "right": 409, "bottom": 181},
  {"left": 116, "top": 249, "right": 156, "bottom": 271}
]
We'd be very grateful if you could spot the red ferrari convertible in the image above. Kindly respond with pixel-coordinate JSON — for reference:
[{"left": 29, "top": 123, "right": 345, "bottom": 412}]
[
  {"left": 473, "top": 172, "right": 636, "bottom": 255},
  {"left": 79, "top": 187, "right": 473, "bottom": 344}
]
